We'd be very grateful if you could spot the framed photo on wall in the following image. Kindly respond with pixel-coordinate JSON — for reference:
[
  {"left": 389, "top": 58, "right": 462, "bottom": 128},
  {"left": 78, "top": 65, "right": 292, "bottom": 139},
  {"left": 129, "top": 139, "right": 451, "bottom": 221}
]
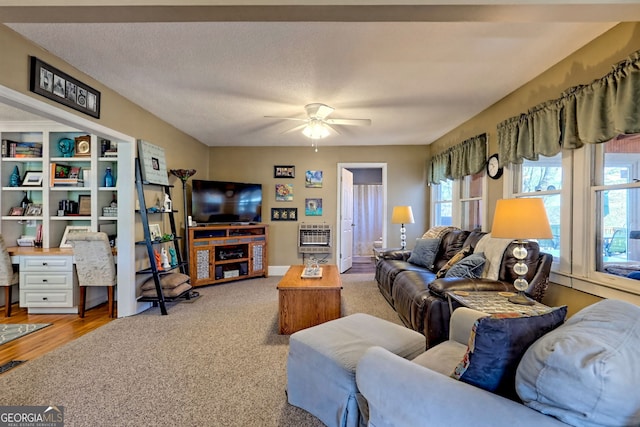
[
  {"left": 271, "top": 208, "right": 297, "bottom": 221},
  {"left": 274, "top": 165, "right": 295, "bottom": 178},
  {"left": 275, "top": 184, "right": 293, "bottom": 201},
  {"left": 29, "top": 56, "right": 101, "bottom": 119},
  {"left": 305, "top": 170, "right": 323, "bottom": 188},
  {"left": 137, "top": 139, "right": 169, "bottom": 186},
  {"left": 305, "top": 198, "right": 323, "bottom": 216}
]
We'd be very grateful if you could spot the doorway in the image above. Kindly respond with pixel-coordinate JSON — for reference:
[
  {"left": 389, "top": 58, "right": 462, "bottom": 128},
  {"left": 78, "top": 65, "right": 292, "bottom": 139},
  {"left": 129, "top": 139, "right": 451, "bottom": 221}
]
[{"left": 336, "top": 163, "right": 387, "bottom": 273}]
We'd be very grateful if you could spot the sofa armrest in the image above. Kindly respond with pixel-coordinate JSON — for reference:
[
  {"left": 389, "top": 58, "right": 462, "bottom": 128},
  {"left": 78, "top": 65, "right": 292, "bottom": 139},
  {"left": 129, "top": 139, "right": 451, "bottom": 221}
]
[
  {"left": 379, "top": 249, "right": 410, "bottom": 261},
  {"left": 429, "top": 277, "right": 513, "bottom": 298},
  {"left": 356, "top": 347, "right": 566, "bottom": 427}
]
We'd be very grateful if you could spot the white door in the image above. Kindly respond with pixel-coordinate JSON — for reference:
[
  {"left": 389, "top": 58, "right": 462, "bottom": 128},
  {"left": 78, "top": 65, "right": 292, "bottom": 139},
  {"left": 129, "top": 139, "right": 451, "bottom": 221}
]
[{"left": 340, "top": 168, "right": 354, "bottom": 272}]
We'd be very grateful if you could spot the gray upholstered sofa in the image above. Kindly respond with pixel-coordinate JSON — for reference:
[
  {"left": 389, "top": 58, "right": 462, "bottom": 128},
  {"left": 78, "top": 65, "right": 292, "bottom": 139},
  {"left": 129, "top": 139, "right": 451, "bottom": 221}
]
[{"left": 356, "top": 299, "right": 640, "bottom": 427}]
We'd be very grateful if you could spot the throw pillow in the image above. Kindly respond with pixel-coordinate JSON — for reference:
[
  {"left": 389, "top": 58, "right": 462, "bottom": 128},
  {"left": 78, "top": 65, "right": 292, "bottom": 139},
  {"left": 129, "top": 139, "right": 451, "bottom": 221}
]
[
  {"left": 406, "top": 238, "right": 440, "bottom": 270},
  {"left": 451, "top": 305, "right": 567, "bottom": 399},
  {"left": 444, "top": 253, "right": 486, "bottom": 279},
  {"left": 436, "top": 245, "right": 472, "bottom": 278},
  {"left": 516, "top": 299, "right": 640, "bottom": 427}
]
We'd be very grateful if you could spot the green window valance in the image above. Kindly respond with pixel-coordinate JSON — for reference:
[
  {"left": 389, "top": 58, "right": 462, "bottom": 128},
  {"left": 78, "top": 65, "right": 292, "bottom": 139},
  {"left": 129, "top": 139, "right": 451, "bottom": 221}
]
[
  {"left": 429, "top": 133, "right": 487, "bottom": 184},
  {"left": 498, "top": 49, "right": 640, "bottom": 165}
]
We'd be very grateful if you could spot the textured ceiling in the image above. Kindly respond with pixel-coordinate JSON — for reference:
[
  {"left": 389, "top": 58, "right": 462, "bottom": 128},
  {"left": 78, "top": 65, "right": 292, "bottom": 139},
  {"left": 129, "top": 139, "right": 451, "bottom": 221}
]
[{"left": 1, "top": 3, "right": 626, "bottom": 147}]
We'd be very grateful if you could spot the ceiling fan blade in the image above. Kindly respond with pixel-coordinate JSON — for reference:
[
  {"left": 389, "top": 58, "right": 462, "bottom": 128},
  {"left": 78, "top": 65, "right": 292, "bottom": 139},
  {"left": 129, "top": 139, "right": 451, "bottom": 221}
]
[
  {"left": 325, "top": 123, "right": 340, "bottom": 135},
  {"left": 305, "top": 103, "right": 334, "bottom": 120},
  {"left": 326, "top": 118, "right": 372, "bottom": 126},
  {"left": 264, "top": 115, "right": 308, "bottom": 122},
  {"left": 281, "top": 123, "right": 308, "bottom": 134}
]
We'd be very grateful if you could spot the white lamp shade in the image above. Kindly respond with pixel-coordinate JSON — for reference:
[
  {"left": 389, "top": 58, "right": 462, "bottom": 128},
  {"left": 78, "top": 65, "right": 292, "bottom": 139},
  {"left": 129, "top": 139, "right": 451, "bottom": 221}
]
[
  {"left": 391, "top": 206, "right": 415, "bottom": 224},
  {"left": 491, "top": 198, "right": 553, "bottom": 240}
]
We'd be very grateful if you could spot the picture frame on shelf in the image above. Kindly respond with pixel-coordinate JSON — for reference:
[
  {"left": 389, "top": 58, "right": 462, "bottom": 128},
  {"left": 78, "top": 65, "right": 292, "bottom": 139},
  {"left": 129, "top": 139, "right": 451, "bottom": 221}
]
[
  {"left": 25, "top": 203, "right": 42, "bottom": 216},
  {"left": 8, "top": 207, "right": 24, "bottom": 216},
  {"left": 21, "top": 171, "right": 43, "bottom": 187},
  {"left": 137, "top": 139, "right": 169, "bottom": 186},
  {"left": 59, "top": 225, "right": 91, "bottom": 248},
  {"left": 149, "top": 223, "right": 162, "bottom": 241},
  {"left": 78, "top": 195, "right": 91, "bottom": 216},
  {"left": 29, "top": 56, "right": 101, "bottom": 119},
  {"left": 274, "top": 165, "right": 295, "bottom": 178}
]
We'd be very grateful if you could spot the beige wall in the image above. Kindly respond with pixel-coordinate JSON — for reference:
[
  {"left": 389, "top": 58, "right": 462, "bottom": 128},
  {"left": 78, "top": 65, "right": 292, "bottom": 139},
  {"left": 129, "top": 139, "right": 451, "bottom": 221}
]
[
  {"left": 210, "top": 145, "right": 430, "bottom": 266},
  {"left": 428, "top": 22, "right": 640, "bottom": 313},
  {"left": 0, "top": 24, "right": 210, "bottom": 239}
]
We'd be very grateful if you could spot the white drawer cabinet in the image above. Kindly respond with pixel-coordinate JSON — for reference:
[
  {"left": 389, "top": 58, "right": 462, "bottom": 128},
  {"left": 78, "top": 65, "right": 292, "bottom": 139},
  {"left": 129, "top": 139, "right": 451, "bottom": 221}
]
[{"left": 19, "top": 255, "right": 78, "bottom": 313}]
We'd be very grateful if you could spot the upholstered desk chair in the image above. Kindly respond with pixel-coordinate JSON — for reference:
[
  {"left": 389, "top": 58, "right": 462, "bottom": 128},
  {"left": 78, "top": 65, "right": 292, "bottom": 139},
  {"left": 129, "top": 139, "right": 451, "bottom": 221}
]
[
  {"left": 67, "top": 232, "right": 116, "bottom": 318},
  {"left": 0, "top": 234, "right": 19, "bottom": 317}
]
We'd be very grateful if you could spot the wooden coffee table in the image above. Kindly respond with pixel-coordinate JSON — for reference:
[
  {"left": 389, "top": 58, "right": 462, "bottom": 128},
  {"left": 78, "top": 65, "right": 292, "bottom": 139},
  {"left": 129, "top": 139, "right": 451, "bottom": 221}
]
[{"left": 277, "top": 264, "right": 342, "bottom": 334}]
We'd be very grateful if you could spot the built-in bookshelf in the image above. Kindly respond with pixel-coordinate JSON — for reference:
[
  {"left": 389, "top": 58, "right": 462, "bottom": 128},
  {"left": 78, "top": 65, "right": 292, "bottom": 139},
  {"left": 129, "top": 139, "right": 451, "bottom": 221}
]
[{"left": 0, "top": 123, "right": 119, "bottom": 249}]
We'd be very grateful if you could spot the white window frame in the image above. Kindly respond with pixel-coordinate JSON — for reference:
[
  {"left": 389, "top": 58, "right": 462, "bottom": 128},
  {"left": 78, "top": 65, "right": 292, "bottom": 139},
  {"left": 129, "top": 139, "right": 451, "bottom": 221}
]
[{"left": 504, "top": 144, "right": 640, "bottom": 305}]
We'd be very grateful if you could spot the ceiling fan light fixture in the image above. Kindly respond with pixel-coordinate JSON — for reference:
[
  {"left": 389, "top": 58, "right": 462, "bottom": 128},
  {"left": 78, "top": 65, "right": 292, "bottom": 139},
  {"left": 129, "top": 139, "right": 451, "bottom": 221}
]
[{"left": 302, "top": 119, "right": 330, "bottom": 140}]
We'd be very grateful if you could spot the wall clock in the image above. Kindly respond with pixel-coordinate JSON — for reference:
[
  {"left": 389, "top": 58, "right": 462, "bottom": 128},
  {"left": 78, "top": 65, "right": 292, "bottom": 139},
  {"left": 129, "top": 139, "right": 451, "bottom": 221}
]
[{"left": 486, "top": 153, "right": 503, "bottom": 179}]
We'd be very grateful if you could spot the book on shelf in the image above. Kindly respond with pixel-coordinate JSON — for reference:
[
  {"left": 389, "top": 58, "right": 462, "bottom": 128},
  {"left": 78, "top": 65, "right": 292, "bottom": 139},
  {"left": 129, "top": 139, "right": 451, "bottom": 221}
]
[{"left": 2, "top": 140, "right": 43, "bottom": 158}]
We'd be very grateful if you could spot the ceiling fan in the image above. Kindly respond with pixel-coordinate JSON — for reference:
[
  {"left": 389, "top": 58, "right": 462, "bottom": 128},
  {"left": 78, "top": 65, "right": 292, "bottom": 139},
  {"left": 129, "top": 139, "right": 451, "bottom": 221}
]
[{"left": 265, "top": 103, "right": 372, "bottom": 142}]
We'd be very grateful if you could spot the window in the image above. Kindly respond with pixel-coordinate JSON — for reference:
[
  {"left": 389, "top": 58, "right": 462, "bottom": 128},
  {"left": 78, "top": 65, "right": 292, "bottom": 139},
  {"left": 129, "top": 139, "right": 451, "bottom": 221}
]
[
  {"left": 460, "top": 171, "right": 483, "bottom": 231},
  {"left": 592, "top": 135, "right": 640, "bottom": 292},
  {"left": 510, "top": 153, "right": 562, "bottom": 259},
  {"left": 431, "top": 179, "right": 452, "bottom": 227},
  {"left": 431, "top": 173, "right": 486, "bottom": 230}
]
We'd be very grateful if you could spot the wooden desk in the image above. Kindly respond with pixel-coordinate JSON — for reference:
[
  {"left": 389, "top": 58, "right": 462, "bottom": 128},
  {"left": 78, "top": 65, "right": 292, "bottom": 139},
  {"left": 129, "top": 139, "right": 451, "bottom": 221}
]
[
  {"left": 8, "top": 246, "right": 78, "bottom": 314},
  {"left": 277, "top": 264, "right": 342, "bottom": 335}
]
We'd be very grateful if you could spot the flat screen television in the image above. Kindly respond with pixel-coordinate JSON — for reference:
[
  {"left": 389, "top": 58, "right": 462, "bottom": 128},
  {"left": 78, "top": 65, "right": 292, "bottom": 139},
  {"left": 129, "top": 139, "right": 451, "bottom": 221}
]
[{"left": 191, "top": 179, "right": 262, "bottom": 224}]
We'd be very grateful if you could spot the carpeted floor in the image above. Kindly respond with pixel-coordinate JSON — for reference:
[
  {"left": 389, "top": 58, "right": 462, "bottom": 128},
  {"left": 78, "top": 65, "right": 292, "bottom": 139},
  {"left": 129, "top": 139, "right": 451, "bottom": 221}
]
[
  {"left": 0, "top": 323, "right": 51, "bottom": 346},
  {"left": 0, "top": 273, "right": 403, "bottom": 426}
]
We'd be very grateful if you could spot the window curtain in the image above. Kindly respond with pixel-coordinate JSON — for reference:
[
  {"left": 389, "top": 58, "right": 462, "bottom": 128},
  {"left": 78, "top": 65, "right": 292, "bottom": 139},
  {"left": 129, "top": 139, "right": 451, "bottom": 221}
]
[
  {"left": 498, "top": 49, "right": 640, "bottom": 164},
  {"left": 353, "top": 184, "right": 383, "bottom": 256},
  {"left": 429, "top": 133, "right": 487, "bottom": 184}
]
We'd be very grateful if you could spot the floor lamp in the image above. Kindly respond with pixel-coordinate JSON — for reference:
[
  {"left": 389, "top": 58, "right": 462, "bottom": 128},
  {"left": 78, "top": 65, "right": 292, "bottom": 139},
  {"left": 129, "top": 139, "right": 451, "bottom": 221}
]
[
  {"left": 391, "top": 206, "right": 415, "bottom": 250},
  {"left": 169, "top": 169, "right": 196, "bottom": 275},
  {"left": 491, "top": 198, "right": 552, "bottom": 305}
]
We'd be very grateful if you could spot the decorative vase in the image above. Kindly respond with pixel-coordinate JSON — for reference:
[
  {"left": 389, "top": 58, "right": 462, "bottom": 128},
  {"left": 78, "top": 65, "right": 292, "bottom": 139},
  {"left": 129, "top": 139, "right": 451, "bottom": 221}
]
[
  {"left": 103, "top": 167, "right": 115, "bottom": 187},
  {"left": 9, "top": 165, "right": 20, "bottom": 187}
]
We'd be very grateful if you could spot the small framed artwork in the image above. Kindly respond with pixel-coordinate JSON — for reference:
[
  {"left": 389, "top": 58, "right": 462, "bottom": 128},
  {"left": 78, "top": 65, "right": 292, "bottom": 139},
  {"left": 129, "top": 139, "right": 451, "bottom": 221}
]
[
  {"left": 271, "top": 208, "right": 297, "bottom": 221},
  {"left": 305, "top": 198, "right": 323, "bottom": 216},
  {"left": 305, "top": 170, "right": 323, "bottom": 188},
  {"left": 275, "top": 183, "right": 293, "bottom": 201},
  {"left": 78, "top": 195, "right": 91, "bottom": 215},
  {"left": 8, "top": 207, "right": 24, "bottom": 216},
  {"left": 59, "top": 225, "right": 91, "bottom": 248},
  {"left": 29, "top": 56, "right": 101, "bottom": 119},
  {"left": 25, "top": 203, "right": 43, "bottom": 216},
  {"left": 137, "top": 139, "right": 169, "bottom": 186},
  {"left": 22, "top": 171, "right": 43, "bottom": 186},
  {"left": 274, "top": 165, "right": 295, "bottom": 178},
  {"left": 149, "top": 223, "right": 162, "bottom": 241}
]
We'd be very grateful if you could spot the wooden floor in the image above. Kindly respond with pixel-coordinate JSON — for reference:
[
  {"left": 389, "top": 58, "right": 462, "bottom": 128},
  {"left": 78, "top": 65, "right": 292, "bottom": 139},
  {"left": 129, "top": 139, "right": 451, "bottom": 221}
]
[
  {"left": 0, "top": 302, "right": 114, "bottom": 370},
  {"left": 344, "top": 257, "right": 376, "bottom": 274}
]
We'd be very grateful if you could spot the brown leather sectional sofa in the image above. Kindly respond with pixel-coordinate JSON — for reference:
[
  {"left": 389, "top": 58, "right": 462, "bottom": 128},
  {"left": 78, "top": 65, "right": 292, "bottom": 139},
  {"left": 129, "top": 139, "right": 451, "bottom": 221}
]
[{"left": 375, "top": 229, "right": 553, "bottom": 348}]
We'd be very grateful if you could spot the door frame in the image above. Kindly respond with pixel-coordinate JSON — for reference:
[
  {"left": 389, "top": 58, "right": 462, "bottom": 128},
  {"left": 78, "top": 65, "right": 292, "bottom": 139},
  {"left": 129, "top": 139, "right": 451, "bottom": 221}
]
[{"left": 336, "top": 162, "right": 388, "bottom": 266}]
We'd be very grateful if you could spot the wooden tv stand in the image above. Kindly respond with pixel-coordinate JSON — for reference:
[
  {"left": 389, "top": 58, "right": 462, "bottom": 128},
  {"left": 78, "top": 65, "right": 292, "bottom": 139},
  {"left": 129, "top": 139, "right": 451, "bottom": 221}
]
[{"left": 188, "top": 224, "right": 268, "bottom": 287}]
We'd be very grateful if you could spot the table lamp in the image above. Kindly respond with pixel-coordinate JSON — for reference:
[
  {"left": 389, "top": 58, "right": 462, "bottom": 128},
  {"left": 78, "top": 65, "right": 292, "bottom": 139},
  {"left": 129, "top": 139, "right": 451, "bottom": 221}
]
[
  {"left": 391, "top": 206, "right": 415, "bottom": 250},
  {"left": 491, "top": 198, "right": 552, "bottom": 305}
]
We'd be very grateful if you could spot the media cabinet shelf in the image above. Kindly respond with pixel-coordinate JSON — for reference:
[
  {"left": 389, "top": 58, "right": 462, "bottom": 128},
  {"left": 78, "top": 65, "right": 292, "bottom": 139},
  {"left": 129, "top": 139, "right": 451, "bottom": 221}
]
[{"left": 188, "top": 224, "right": 268, "bottom": 287}]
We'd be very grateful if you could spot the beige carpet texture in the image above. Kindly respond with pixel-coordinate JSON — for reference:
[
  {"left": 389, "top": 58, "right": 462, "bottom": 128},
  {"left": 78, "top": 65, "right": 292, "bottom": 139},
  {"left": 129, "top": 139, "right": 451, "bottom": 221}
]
[{"left": 0, "top": 273, "right": 405, "bottom": 426}]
